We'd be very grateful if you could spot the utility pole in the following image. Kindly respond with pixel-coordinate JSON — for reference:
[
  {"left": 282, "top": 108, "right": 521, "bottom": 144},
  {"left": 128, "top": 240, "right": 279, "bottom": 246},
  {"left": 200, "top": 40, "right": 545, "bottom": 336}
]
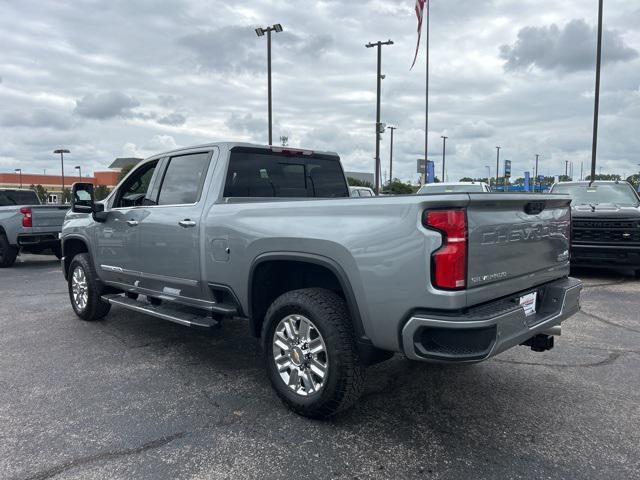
[
  {"left": 388, "top": 126, "right": 396, "bottom": 185},
  {"left": 440, "top": 136, "right": 448, "bottom": 181},
  {"left": 581, "top": 161, "right": 584, "bottom": 180},
  {"left": 495, "top": 146, "right": 501, "bottom": 188},
  {"left": 534, "top": 154, "right": 540, "bottom": 193},
  {"left": 366, "top": 39, "right": 394, "bottom": 194},
  {"left": 14, "top": 168, "right": 22, "bottom": 188},
  {"left": 53, "top": 149, "right": 70, "bottom": 194},
  {"left": 255, "top": 24, "right": 283, "bottom": 145},
  {"left": 590, "top": 0, "right": 604, "bottom": 185},
  {"left": 565, "top": 160, "right": 569, "bottom": 177}
]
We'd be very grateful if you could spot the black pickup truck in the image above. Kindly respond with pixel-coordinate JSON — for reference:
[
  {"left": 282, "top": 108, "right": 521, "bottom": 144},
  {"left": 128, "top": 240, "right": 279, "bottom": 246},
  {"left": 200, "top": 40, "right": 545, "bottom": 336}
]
[{"left": 550, "top": 181, "right": 640, "bottom": 275}]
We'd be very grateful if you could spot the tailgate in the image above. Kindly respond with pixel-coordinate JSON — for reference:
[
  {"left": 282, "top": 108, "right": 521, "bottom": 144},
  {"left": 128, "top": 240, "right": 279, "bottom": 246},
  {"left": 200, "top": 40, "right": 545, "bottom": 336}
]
[
  {"left": 466, "top": 194, "right": 571, "bottom": 290},
  {"left": 31, "top": 206, "right": 69, "bottom": 229}
]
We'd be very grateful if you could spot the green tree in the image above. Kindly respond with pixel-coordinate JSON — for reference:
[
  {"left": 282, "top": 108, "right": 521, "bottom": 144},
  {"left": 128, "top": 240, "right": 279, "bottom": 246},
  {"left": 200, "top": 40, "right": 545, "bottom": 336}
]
[
  {"left": 459, "top": 177, "right": 474, "bottom": 182},
  {"left": 94, "top": 185, "right": 111, "bottom": 201},
  {"left": 32, "top": 184, "right": 48, "bottom": 203},
  {"left": 383, "top": 179, "right": 415, "bottom": 194},
  {"left": 118, "top": 164, "right": 134, "bottom": 182}
]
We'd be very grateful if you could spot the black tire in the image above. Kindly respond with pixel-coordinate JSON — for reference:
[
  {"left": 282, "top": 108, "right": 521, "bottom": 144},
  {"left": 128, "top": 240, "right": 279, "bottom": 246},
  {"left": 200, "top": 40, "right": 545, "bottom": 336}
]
[
  {"left": 262, "top": 288, "right": 365, "bottom": 419},
  {"left": 67, "top": 253, "right": 111, "bottom": 321},
  {"left": 0, "top": 233, "right": 18, "bottom": 268}
]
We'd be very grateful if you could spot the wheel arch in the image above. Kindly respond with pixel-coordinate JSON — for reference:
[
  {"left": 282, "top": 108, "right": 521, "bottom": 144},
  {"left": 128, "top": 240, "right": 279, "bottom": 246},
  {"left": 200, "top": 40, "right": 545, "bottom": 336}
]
[
  {"left": 247, "top": 252, "right": 367, "bottom": 342},
  {"left": 62, "top": 235, "right": 91, "bottom": 280}
]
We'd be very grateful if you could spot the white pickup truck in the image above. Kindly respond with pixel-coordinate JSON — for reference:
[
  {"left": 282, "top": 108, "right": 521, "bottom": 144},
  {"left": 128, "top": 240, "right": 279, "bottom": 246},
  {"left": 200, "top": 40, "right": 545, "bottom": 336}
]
[{"left": 0, "top": 188, "right": 69, "bottom": 267}]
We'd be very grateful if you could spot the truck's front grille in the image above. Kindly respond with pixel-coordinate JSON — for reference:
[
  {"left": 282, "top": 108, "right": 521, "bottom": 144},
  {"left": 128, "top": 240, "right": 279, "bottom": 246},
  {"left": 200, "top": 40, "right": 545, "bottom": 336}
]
[{"left": 572, "top": 217, "right": 640, "bottom": 244}]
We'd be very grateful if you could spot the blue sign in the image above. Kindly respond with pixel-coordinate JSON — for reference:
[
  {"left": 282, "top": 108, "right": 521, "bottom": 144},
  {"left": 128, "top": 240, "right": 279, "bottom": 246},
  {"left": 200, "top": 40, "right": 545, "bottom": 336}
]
[
  {"left": 524, "top": 171, "right": 530, "bottom": 191},
  {"left": 426, "top": 160, "right": 435, "bottom": 183}
]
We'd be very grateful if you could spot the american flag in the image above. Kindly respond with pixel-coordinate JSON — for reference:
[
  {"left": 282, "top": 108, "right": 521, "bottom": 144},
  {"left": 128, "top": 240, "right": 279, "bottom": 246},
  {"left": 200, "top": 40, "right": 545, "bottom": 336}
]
[{"left": 410, "top": 0, "right": 426, "bottom": 70}]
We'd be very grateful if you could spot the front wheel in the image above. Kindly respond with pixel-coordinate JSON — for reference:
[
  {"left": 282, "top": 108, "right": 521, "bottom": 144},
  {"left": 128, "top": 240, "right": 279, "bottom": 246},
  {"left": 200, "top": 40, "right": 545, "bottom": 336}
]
[
  {"left": 68, "top": 253, "right": 111, "bottom": 321},
  {"left": 262, "top": 288, "right": 365, "bottom": 419}
]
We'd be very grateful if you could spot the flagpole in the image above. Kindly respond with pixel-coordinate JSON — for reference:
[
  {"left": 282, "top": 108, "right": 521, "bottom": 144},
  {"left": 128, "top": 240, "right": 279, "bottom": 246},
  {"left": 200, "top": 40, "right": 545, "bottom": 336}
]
[{"left": 424, "top": 0, "right": 430, "bottom": 183}]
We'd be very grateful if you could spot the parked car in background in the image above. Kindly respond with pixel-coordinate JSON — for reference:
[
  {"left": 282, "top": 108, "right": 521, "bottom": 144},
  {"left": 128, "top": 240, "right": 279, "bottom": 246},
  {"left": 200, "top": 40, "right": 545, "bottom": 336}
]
[
  {"left": 417, "top": 181, "right": 492, "bottom": 194},
  {"left": 550, "top": 181, "right": 640, "bottom": 275},
  {"left": 0, "top": 188, "right": 69, "bottom": 267},
  {"left": 61, "top": 142, "right": 580, "bottom": 418},
  {"left": 349, "top": 186, "right": 375, "bottom": 197}
]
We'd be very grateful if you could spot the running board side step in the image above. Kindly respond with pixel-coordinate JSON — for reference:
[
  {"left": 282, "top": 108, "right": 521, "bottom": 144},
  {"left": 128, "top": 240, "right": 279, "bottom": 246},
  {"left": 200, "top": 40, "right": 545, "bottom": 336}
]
[{"left": 101, "top": 294, "right": 221, "bottom": 329}]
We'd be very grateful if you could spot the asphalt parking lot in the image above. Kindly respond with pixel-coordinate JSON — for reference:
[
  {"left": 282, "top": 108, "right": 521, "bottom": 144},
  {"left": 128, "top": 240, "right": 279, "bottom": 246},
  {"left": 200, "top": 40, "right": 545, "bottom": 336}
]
[{"left": 1, "top": 255, "right": 639, "bottom": 480}]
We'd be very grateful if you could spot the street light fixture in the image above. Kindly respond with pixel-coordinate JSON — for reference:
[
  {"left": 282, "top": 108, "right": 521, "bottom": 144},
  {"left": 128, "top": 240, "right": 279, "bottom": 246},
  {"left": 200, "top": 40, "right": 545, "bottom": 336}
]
[
  {"left": 14, "top": 168, "right": 22, "bottom": 188},
  {"left": 255, "top": 24, "right": 284, "bottom": 146},
  {"left": 53, "top": 149, "right": 70, "bottom": 193},
  {"left": 495, "top": 146, "right": 501, "bottom": 188},
  {"left": 440, "top": 136, "right": 448, "bottom": 181},
  {"left": 75, "top": 165, "right": 82, "bottom": 182},
  {"left": 366, "top": 39, "right": 394, "bottom": 194},
  {"left": 388, "top": 126, "right": 397, "bottom": 185}
]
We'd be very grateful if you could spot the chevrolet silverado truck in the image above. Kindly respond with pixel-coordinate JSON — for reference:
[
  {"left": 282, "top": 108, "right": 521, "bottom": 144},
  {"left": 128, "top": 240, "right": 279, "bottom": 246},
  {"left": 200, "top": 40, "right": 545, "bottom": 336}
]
[
  {"left": 61, "top": 142, "right": 582, "bottom": 418},
  {"left": 550, "top": 181, "right": 640, "bottom": 276},
  {"left": 0, "top": 188, "right": 68, "bottom": 267}
]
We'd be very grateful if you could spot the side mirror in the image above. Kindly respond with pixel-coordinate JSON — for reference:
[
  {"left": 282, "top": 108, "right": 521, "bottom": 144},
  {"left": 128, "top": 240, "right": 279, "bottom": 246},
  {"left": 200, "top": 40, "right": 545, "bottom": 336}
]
[{"left": 71, "top": 183, "right": 95, "bottom": 214}]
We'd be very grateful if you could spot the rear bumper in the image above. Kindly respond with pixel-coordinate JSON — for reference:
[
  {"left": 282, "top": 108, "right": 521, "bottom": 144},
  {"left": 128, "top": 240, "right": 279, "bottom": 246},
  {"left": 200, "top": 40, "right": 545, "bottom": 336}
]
[
  {"left": 17, "top": 233, "right": 60, "bottom": 247},
  {"left": 401, "top": 277, "right": 582, "bottom": 363},
  {"left": 571, "top": 244, "right": 640, "bottom": 268}
]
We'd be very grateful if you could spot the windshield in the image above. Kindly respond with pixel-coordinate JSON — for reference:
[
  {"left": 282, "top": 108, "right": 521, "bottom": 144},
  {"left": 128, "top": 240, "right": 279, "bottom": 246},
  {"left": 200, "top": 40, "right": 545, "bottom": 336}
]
[
  {"left": 551, "top": 183, "right": 639, "bottom": 205},
  {"left": 417, "top": 184, "right": 484, "bottom": 194}
]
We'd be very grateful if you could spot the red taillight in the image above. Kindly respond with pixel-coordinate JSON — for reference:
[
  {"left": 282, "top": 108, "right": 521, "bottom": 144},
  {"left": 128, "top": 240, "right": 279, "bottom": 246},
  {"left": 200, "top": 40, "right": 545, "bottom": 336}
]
[
  {"left": 424, "top": 209, "right": 467, "bottom": 290},
  {"left": 20, "top": 207, "right": 32, "bottom": 228}
]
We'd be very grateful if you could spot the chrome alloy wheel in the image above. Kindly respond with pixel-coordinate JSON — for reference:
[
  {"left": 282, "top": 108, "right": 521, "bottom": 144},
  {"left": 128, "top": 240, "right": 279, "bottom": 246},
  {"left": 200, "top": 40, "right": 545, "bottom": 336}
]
[
  {"left": 272, "top": 314, "right": 328, "bottom": 396},
  {"left": 71, "top": 266, "right": 89, "bottom": 311}
]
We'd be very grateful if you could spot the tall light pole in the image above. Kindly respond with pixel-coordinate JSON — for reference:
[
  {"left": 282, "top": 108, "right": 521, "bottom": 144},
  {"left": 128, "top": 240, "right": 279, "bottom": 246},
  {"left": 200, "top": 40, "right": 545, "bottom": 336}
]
[
  {"left": 14, "top": 168, "right": 22, "bottom": 188},
  {"left": 255, "top": 23, "right": 283, "bottom": 146},
  {"left": 388, "top": 126, "right": 397, "bottom": 184},
  {"left": 495, "top": 146, "right": 501, "bottom": 188},
  {"left": 440, "top": 136, "right": 448, "bottom": 181},
  {"left": 590, "top": 0, "right": 604, "bottom": 185},
  {"left": 366, "top": 39, "right": 394, "bottom": 194},
  {"left": 53, "top": 149, "right": 70, "bottom": 193},
  {"left": 533, "top": 153, "right": 540, "bottom": 192},
  {"left": 75, "top": 165, "right": 82, "bottom": 182},
  {"left": 565, "top": 160, "right": 569, "bottom": 177}
]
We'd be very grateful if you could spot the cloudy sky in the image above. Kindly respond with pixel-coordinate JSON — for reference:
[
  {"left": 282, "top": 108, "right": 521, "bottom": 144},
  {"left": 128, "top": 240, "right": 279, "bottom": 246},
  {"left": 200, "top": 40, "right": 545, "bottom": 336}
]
[{"left": 1, "top": 0, "right": 639, "bottom": 182}]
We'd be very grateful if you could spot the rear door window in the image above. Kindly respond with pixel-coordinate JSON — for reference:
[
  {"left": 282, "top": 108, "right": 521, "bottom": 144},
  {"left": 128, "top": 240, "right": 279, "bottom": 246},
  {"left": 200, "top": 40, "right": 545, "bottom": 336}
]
[
  {"left": 0, "top": 190, "right": 39, "bottom": 206},
  {"left": 157, "top": 152, "right": 211, "bottom": 205},
  {"left": 224, "top": 149, "right": 349, "bottom": 198}
]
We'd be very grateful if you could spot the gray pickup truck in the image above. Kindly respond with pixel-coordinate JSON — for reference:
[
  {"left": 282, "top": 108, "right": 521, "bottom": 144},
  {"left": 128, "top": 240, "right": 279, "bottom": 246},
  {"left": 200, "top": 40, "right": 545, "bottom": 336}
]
[
  {"left": 0, "top": 188, "right": 68, "bottom": 267},
  {"left": 61, "top": 142, "right": 581, "bottom": 418}
]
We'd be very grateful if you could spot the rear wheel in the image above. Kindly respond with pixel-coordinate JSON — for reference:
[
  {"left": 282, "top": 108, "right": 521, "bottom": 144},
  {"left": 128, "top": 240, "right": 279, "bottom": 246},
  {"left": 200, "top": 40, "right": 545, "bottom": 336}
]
[
  {"left": 68, "top": 253, "right": 111, "bottom": 321},
  {"left": 262, "top": 288, "right": 365, "bottom": 419},
  {"left": 0, "top": 234, "right": 18, "bottom": 268}
]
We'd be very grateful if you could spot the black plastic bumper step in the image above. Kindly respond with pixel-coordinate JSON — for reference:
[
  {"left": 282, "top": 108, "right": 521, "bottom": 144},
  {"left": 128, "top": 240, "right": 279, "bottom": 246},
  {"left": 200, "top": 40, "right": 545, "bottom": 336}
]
[{"left": 101, "top": 294, "right": 221, "bottom": 328}]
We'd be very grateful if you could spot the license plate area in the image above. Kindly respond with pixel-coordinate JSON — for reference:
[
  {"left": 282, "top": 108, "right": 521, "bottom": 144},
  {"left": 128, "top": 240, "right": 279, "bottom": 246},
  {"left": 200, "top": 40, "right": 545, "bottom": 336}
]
[{"left": 519, "top": 291, "right": 538, "bottom": 317}]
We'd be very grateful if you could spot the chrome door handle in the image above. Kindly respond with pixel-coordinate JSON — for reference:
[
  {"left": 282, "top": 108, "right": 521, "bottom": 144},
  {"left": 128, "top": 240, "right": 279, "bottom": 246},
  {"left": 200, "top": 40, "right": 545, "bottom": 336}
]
[
  {"left": 126, "top": 220, "right": 139, "bottom": 227},
  {"left": 178, "top": 219, "right": 196, "bottom": 228}
]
